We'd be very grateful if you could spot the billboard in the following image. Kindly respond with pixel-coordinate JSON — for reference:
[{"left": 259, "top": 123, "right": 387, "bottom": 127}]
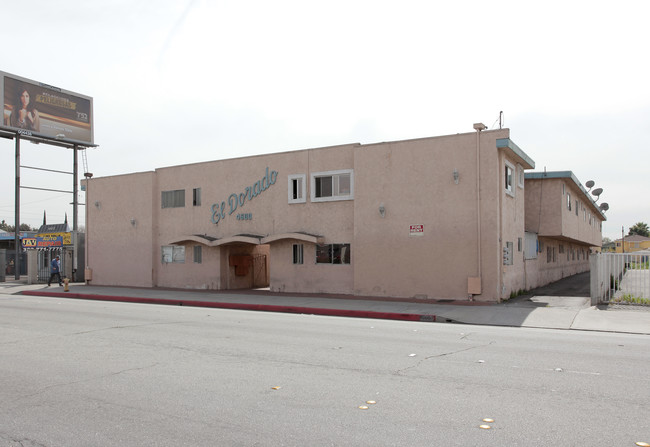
[{"left": 1, "top": 71, "right": 93, "bottom": 145}]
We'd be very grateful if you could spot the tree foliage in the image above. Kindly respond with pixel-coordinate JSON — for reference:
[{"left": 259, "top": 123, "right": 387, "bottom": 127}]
[
  {"left": 628, "top": 222, "right": 650, "bottom": 237},
  {"left": 0, "top": 220, "right": 37, "bottom": 232}
]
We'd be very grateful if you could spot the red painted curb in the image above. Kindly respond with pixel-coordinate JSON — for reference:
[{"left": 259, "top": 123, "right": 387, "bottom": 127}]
[{"left": 21, "top": 290, "right": 436, "bottom": 322}]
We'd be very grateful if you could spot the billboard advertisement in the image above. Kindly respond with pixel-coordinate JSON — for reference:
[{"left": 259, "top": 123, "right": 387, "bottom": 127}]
[{"left": 1, "top": 71, "right": 93, "bottom": 145}]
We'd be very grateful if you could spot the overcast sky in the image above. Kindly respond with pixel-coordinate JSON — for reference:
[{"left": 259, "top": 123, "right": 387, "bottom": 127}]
[{"left": 1, "top": 0, "right": 648, "bottom": 241}]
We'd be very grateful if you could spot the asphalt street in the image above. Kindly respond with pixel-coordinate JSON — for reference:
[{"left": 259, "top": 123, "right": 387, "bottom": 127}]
[{"left": 1, "top": 296, "right": 648, "bottom": 447}]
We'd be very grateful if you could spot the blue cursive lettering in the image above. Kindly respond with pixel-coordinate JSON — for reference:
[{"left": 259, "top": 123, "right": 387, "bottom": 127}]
[{"left": 211, "top": 168, "right": 278, "bottom": 225}]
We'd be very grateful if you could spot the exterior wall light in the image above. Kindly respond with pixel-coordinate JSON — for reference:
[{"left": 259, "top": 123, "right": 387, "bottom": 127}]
[
  {"left": 379, "top": 203, "right": 386, "bottom": 218},
  {"left": 130, "top": 218, "right": 137, "bottom": 226}
]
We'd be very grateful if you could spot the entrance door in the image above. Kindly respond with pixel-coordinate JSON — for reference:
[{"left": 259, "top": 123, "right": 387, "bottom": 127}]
[{"left": 252, "top": 254, "right": 269, "bottom": 288}]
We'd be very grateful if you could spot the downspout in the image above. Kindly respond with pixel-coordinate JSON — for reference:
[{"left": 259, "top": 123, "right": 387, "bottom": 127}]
[{"left": 471, "top": 123, "right": 487, "bottom": 299}]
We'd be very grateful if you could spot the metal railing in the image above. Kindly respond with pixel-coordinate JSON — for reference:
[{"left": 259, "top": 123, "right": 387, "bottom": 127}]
[{"left": 590, "top": 252, "right": 650, "bottom": 305}]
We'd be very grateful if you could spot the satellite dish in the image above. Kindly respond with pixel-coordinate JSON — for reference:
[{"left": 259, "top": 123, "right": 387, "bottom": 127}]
[
  {"left": 585, "top": 180, "right": 595, "bottom": 191},
  {"left": 599, "top": 203, "right": 609, "bottom": 211},
  {"left": 592, "top": 187, "right": 603, "bottom": 197}
]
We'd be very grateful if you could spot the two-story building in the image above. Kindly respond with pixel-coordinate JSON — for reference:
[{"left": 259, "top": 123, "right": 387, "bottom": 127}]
[
  {"left": 614, "top": 234, "right": 650, "bottom": 253},
  {"left": 523, "top": 171, "right": 606, "bottom": 289},
  {"left": 84, "top": 125, "right": 605, "bottom": 302}
]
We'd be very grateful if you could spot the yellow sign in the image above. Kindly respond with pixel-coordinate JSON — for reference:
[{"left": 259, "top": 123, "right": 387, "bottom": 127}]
[{"left": 36, "top": 232, "right": 72, "bottom": 245}]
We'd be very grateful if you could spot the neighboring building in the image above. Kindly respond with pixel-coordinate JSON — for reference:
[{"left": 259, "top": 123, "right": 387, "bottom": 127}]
[
  {"left": 1, "top": 231, "right": 33, "bottom": 276},
  {"left": 601, "top": 241, "right": 616, "bottom": 253},
  {"left": 614, "top": 234, "right": 650, "bottom": 253},
  {"left": 523, "top": 171, "right": 606, "bottom": 289},
  {"left": 85, "top": 126, "right": 605, "bottom": 302}
]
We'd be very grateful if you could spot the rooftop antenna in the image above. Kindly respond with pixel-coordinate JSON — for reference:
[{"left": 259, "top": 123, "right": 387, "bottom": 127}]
[
  {"left": 499, "top": 111, "right": 503, "bottom": 129},
  {"left": 585, "top": 180, "right": 595, "bottom": 192}
]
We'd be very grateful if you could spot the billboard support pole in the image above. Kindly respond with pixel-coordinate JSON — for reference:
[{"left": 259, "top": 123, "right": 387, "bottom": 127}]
[
  {"left": 72, "top": 144, "right": 78, "bottom": 281},
  {"left": 14, "top": 135, "right": 20, "bottom": 280}
]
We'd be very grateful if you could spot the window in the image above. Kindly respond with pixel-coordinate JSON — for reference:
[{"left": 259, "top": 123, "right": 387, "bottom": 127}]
[
  {"left": 517, "top": 237, "right": 522, "bottom": 252},
  {"left": 292, "top": 244, "right": 304, "bottom": 264},
  {"left": 567, "top": 192, "right": 572, "bottom": 211},
  {"left": 575, "top": 200, "right": 579, "bottom": 216},
  {"left": 162, "top": 190, "right": 185, "bottom": 208},
  {"left": 311, "top": 170, "right": 353, "bottom": 202},
  {"left": 316, "top": 243, "right": 351, "bottom": 264},
  {"left": 504, "top": 162, "right": 514, "bottom": 196},
  {"left": 288, "top": 174, "right": 306, "bottom": 204},
  {"left": 162, "top": 245, "right": 185, "bottom": 263},
  {"left": 517, "top": 164, "right": 524, "bottom": 188},
  {"left": 193, "top": 246, "right": 202, "bottom": 264},
  {"left": 193, "top": 188, "right": 201, "bottom": 206}
]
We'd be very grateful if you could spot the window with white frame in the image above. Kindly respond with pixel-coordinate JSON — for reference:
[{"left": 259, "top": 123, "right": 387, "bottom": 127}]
[
  {"left": 288, "top": 174, "right": 306, "bottom": 204},
  {"left": 311, "top": 169, "right": 353, "bottom": 202},
  {"left": 162, "top": 245, "right": 185, "bottom": 263},
  {"left": 517, "top": 164, "right": 524, "bottom": 188},
  {"left": 504, "top": 162, "right": 514, "bottom": 196},
  {"left": 292, "top": 244, "right": 304, "bottom": 264},
  {"left": 567, "top": 192, "right": 572, "bottom": 211}
]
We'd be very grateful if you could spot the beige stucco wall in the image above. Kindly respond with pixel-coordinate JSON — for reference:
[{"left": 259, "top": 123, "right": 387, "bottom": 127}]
[
  {"left": 525, "top": 177, "right": 603, "bottom": 247},
  {"left": 522, "top": 237, "right": 591, "bottom": 290},
  {"left": 351, "top": 130, "right": 524, "bottom": 301},
  {"left": 85, "top": 172, "right": 155, "bottom": 287},
  {"left": 85, "top": 129, "right": 551, "bottom": 302}
]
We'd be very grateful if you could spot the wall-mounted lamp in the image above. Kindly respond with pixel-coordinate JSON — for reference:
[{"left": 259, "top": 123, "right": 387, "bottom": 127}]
[
  {"left": 94, "top": 201, "right": 101, "bottom": 209},
  {"left": 379, "top": 203, "right": 386, "bottom": 218},
  {"left": 130, "top": 218, "right": 137, "bottom": 226},
  {"left": 453, "top": 168, "right": 459, "bottom": 185}
]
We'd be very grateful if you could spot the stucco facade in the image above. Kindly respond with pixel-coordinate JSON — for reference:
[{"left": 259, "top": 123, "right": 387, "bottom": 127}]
[
  {"left": 85, "top": 127, "right": 603, "bottom": 302},
  {"left": 522, "top": 172, "right": 606, "bottom": 289}
]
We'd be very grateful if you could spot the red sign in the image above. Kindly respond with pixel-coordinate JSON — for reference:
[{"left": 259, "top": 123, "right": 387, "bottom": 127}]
[{"left": 409, "top": 224, "right": 424, "bottom": 236}]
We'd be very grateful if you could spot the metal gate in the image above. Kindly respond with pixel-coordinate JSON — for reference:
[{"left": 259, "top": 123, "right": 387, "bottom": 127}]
[
  {"left": 590, "top": 252, "right": 650, "bottom": 305},
  {"left": 38, "top": 251, "right": 65, "bottom": 283}
]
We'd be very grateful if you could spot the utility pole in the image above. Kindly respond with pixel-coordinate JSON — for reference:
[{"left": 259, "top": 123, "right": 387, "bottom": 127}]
[
  {"left": 14, "top": 136, "right": 20, "bottom": 280},
  {"left": 621, "top": 226, "right": 625, "bottom": 254}
]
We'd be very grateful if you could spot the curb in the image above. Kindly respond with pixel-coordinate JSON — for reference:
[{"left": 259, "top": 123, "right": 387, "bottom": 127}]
[{"left": 21, "top": 290, "right": 437, "bottom": 323}]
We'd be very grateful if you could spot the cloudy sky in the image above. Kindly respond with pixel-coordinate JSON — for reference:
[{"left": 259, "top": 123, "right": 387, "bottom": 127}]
[{"left": 1, "top": 0, "right": 648, "bottom": 241}]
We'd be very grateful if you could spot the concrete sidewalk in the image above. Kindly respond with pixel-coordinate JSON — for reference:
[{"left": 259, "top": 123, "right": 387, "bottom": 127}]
[{"left": 1, "top": 279, "right": 649, "bottom": 335}]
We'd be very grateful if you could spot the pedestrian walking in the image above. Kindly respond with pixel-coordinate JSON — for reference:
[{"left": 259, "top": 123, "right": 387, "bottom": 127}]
[{"left": 48, "top": 255, "right": 62, "bottom": 287}]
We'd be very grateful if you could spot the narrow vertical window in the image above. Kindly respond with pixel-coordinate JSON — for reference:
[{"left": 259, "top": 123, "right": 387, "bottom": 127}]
[
  {"left": 288, "top": 174, "right": 306, "bottom": 203},
  {"left": 292, "top": 244, "right": 304, "bottom": 264},
  {"left": 504, "top": 162, "right": 514, "bottom": 196},
  {"left": 193, "top": 188, "right": 201, "bottom": 206},
  {"left": 193, "top": 245, "right": 202, "bottom": 264}
]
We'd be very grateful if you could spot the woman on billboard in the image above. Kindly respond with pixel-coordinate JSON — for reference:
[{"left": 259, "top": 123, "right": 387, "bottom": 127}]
[{"left": 10, "top": 87, "right": 40, "bottom": 131}]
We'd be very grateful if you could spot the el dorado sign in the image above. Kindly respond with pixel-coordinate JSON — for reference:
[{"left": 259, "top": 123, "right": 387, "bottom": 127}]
[{"left": 211, "top": 167, "right": 278, "bottom": 225}]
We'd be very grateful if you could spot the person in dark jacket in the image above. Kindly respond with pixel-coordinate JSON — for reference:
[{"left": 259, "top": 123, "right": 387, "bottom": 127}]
[{"left": 48, "top": 255, "right": 62, "bottom": 287}]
